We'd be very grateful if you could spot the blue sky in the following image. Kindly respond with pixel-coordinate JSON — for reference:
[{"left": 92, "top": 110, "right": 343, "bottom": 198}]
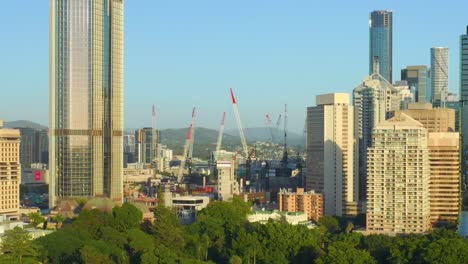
[{"left": 1, "top": 0, "right": 467, "bottom": 132}]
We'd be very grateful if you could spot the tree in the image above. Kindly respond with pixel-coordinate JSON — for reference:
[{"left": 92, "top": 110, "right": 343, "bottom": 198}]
[
  {"left": 111, "top": 203, "right": 143, "bottom": 231},
  {"left": 229, "top": 255, "right": 242, "bottom": 264},
  {"left": 316, "top": 241, "right": 376, "bottom": 264},
  {"left": 53, "top": 214, "right": 65, "bottom": 229},
  {"left": 0, "top": 227, "right": 39, "bottom": 264},
  {"left": 28, "top": 212, "right": 45, "bottom": 228},
  {"left": 422, "top": 238, "right": 468, "bottom": 264},
  {"left": 318, "top": 216, "right": 340, "bottom": 234}
]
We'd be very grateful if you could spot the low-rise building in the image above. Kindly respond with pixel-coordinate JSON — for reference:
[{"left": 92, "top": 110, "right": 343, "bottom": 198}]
[
  {"left": 247, "top": 210, "right": 316, "bottom": 228},
  {"left": 278, "top": 188, "right": 323, "bottom": 222}
]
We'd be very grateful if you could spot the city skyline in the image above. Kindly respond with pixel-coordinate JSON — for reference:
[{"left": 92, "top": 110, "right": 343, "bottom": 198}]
[{"left": 1, "top": 1, "right": 468, "bottom": 132}]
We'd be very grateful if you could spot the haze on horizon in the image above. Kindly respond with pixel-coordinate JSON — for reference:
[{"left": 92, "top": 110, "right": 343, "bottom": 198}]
[{"left": 1, "top": 0, "right": 467, "bottom": 133}]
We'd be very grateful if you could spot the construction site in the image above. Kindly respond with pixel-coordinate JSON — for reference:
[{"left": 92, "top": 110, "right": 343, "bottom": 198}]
[{"left": 123, "top": 88, "right": 305, "bottom": 223}]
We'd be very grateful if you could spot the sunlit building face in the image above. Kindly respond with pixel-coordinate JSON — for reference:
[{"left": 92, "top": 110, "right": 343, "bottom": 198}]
[{"left": 49, "top": 0, "right": 124, "bottom": 207}]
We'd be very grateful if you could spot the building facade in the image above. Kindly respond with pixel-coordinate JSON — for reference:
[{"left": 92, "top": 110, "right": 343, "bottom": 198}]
[
  {"left": 278, "top": 188, "right": 323, "bottom": 222},
  {"left": 0, "top": 120, "right": 21, "bottom": 220},
  {"left": 134, "top": 128, "right": 160, "bottom": 164},
  {"left": 460, "top": 27, "right": 468, "bottom": 191},
  {"left": 369, "top": 10, "right": 393, "bottom": 83},
  {"left": 306, "top": 93, "right": 357, "bottom": 216},
  {"left": 367, "top": 113, "right": 431, "bottom": 235},
  {"left": 431, "top": 47, "right": 449, "bottom": 107},
  {"left": 427, "top": 133, "right": 460, "bottom": 224},
  {"left": 216, "top": 160, "right": 239, "bottom": 201},
  {"left": 401, "top": 65, "right": 430, "bottom": 103},
  {"left": 49, "top": 0, "right": 124, "bottom": 207},
  {"left": 395, "top": 103, "right": 455, "bottom": 132}
]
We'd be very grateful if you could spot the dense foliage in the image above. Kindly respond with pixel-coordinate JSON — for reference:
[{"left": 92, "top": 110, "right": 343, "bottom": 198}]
[{"left": 2, "top": 198, "right": 468, "bottom": 263}]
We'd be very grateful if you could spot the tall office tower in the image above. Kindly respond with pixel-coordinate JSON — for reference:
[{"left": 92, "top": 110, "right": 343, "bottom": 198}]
[
  {"left": 460, "top": 26, "right": 468, "bottom": 190},
  {"left": 401, "top": 66, "right": 430, "bottom": 103},
  {"left": 49, "top": 0, "right": 124, "bottom": 207},
  {"left": 396, "top": 103, "right": 460, "bottom": 224},
  {"left": 431, "top": 47, "right": 449, "bottom": 107},
  {"left": 369, "top": 10, "right": 393, "bottom": 83},
  {"left": 279, "top": 188, "right": 324, "bottom": 222},
  {"left": 0, "top": 120, "right": 21, "bottom": 220},
  {"left": 306, "top": 93, "right": 357, "bottom": 216},
  {"left": 134, "top": 128, "right": 160, "bottom": 164},
  {"left": 353, "top": 73, "right": 398, "bottom": 205},
  {"left": 367, "top": 113, "right": 431, "bottom": 235}
]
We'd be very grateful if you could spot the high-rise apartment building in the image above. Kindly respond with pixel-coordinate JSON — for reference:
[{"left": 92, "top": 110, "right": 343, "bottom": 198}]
[
  {"left": 396, "top": 103, "right": 460, "bottom": 224},
  {"left": 49, "top": 0, "right": 124, "bottom": 207},
  {"left": 431, "top": 47, "right": 449, "bottom": 107},
  {"left": 395, "top": 103, "right": 455, "bottom": 132},
  {"left": 306, "top": 93, "right": 357, "bottom": 216},
  {"left": 401, "top": 66, "right": 430, "bottom": 103},
  {"left": 279, "top": 188, "right": 323, "bottom": 222},
  {"left": 0, "top": 120, "right": 21, "bottom": 220},
  {"left": 353, "top": 73, "right": 400, "bottom": 204},
  {"left": 369, "top": 10, "right": 393, "bottom": 83},
  {"left": 460, "top": 27, "right": 468, "bottom": 189},
  {"left": 367, "top": 113, "right": 431, "bottom": 235},
  {"left": 427, "top": 133, "right": 460, "bottom": 223}
]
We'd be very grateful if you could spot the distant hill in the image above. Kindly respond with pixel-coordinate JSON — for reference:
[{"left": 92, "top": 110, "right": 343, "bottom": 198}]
[
  {"left": 160, "top": 127, "right": 244, "bottom": 159},
  {"left": 225, "top": 127, "right": 305, "bottom": 146},
  {"left": 3, "top": 120, "right": 47, "bottom": 130}
]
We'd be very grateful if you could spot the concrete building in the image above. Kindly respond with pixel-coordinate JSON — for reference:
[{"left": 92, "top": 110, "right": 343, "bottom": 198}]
[
  {"left": 278, "top": 188, "right": 323, "bottom": 222},
  {"left": 401, "top": 66, "right": 430, "bottom": 103},
  {"left": 367, "top": 113, "right": 431, "bottom": 235},
  {"left": 216, "top": 160, "right": 239, "bottom": 201},
  {"left": 446, "top": 93, "right": 460, "bottom": 131},
  {"left": 306, "top": 93, "right": 357, "bottom": 216},
  {"left": 395, "top": 103, "right": 455, "bottom": 132},
  {"left": 431, "top": 47, "right": 449, "bottom": 107},
  {"left": 427, "top": 133, "right": 460, "bottom": 224},
  {"left": 49, "top": 0, "right": 125, "bottom": 207},
  {"left": 353, "top": 73, "right": 400, "bottom": 204},
  {"left": 17, "top": 128, "right": 48, "bottom": 168},
  {"left": 460, "top": 26, "right": 468, "bottom": 188},
  {"left": 134, "top": 128, "right": 160, "bottom": 165},
  {"left": 369, "top": 10, "right": 393, "bottom": 83},
  {"left": 248, "top": 210, "right": 315, "bottom": 228},
  {"left": 0, "top": 120, "right": 21, "bottom": 220}
]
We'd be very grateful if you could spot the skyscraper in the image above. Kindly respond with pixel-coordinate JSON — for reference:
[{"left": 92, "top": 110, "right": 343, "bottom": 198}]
[
  {"left": 366, "top": 113, "right": 431, "bottom": 235},
  {"left": 431, "top": 47, "right": 449, "bottom": 107},
  {"left": 460, "top": 27, "right": 468, "bottom": 187},
  {"left": 306, "top": 93, "right": 357, "bottom": 216},
  {"left": 369, "top": 10, "right": 393, "bottom": 83},
  {"left": 401, "top": 66, "right": 430, "bottom": 103},
  {"left": 49, "top": 0, "right": 124, "bottom": 207}
]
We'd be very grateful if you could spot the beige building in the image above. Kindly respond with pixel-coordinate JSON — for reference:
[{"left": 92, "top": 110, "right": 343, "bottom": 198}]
[
  {"left": 395, "top": 102, "right": 455, "bottom": 132},
  {"left": 367, "top": 113, "right": 431, "bottom": 235},
  {"left": 306, "top": 93, "right": 357, "bottom": 216},
  {"left": 0, "top": 120, "right": 21, "bottom": 220},
  {"left": 278, "top": 188, "right": 323, "bottom": 222},
  {"left": 397, "top": 103, "right": 460, "bottom": 224},
  {"left": 427, "top": 133, "right": 460, "bottom": 223},
  {"left": 216, "top": 160, "right": 239, "bottom": 201}
]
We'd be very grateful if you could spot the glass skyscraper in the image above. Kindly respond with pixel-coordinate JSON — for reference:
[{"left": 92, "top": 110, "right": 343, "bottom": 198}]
[
  {"left": 401, "top": 65, "right": 430, "bottom": 103},
  {"left": 461, "top": 27, "right": 468, "bottom": 190},
  {"left": 49, "top": 0, "right": 124, "bottom": 207},
  {"left": 431, "top": 47, "right": 449, "bottom": 107},
  {"left": 369, "top": 10, "right": 393, "bottom": 83}
]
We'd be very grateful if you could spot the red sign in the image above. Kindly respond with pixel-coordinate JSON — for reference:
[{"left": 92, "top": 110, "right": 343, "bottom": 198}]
[{"left": 35, "top": 171, "right": 41, "bottom": 181}]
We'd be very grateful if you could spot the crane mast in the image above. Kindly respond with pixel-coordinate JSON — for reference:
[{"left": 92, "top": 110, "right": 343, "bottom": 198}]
[
  {"left": 188, "top": 107, "right": 196, "bottom": 160},
  {"left": 265, "top": 113, "right": 275, "bottom": 142},
  {"left": 230, "top": 88, "right": 249, "bottom": 158},
  {"left": 177, "top": 123, "right": 193, "bottom": 183},
  {"left": 215, "top": 112, "right": 226, "bottom": 160}
]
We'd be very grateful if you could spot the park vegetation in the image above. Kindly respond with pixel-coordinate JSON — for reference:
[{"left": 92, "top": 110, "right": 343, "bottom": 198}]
[{"left": 1, "top": 198, "right": 468, "bottom": 263}]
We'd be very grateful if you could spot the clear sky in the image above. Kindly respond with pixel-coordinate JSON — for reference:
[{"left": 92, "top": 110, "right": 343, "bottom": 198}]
[{"left": 1, "top": 0, "right": 467, "bottom": 132}]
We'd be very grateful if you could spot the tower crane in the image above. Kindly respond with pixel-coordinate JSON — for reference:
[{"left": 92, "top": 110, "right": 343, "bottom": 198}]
[
  {"left": 265, "top": 114, "right": 275, "bottom": 142},
  {"left": 188, "top": 107, "right": 196, "bottom": 160},
  {"left": 215, "top": 112, "right": 226, "bottom": 160},
  {"left": 281, "top": 104, "right": 289, "bottom": 177},
  {"left": 177, "top": 123, "right": 193, "bottom": 183},
  {"left": 230, "top": 88, "right": 249, "bottom": 158}
]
